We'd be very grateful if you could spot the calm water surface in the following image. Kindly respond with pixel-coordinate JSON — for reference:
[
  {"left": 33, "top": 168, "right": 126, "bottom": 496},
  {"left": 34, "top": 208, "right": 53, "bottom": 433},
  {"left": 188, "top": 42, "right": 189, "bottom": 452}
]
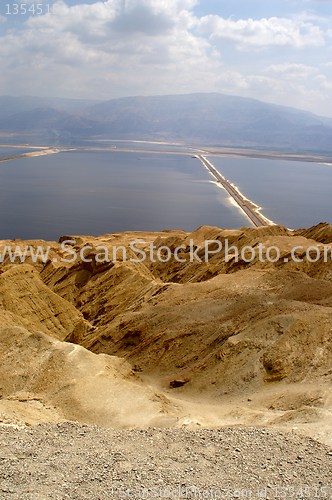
[
  {"left": 0, "top": 151, "right": 247, "bottom": 240},
  {"left": 210, "top": 156, "right": 332, "bottom": 228},
  {"left": 1, "top": 150, "right": 330, "bottom": 241},
  {"left": 0, "top": 147, "right": 42, "bottom": 157}
]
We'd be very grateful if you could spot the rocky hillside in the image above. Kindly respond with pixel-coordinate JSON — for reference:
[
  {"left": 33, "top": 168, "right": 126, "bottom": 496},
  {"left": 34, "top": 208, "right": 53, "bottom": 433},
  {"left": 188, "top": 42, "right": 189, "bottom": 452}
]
[{"left": 0, "top": 223, "right": 331, "bottom": 446}]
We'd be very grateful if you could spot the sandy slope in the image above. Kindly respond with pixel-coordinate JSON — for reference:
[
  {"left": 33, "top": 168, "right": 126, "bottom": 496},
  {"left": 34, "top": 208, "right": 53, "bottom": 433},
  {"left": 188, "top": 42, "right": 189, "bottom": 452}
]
[{"left": 0, "top": 224, "right": 331, "bottom": 448}]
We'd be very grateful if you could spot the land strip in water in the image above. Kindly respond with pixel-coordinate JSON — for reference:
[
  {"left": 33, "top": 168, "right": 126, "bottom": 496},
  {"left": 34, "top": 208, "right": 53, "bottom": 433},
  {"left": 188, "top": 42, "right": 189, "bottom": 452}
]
[{"left": 197, "top": 155, "right": 275, "bottom": 227}]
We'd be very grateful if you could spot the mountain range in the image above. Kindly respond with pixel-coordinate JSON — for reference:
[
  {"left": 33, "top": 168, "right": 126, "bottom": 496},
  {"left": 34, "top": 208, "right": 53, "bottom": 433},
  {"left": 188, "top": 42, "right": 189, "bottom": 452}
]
[{"left": 1, "top": 93, "right": 332, "bottom": 152}]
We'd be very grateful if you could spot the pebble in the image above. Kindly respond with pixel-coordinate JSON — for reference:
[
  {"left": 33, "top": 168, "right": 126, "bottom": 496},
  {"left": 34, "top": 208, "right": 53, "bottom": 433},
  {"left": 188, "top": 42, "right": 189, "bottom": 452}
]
[{"left": 0, "top": 423, "right": 330, "bottom": 499}]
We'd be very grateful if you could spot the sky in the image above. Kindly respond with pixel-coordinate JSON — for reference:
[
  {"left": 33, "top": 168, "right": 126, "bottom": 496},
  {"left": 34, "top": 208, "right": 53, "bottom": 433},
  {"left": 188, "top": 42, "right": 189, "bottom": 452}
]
[{"left": 0, "top": 0, "right": 332, "bottom": 116}]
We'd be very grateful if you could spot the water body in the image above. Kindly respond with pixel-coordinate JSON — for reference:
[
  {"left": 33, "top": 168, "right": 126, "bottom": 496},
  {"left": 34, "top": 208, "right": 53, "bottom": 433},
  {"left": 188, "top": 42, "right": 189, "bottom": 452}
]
[
  {"left": 0, "top": 147, "right": 42, "bottom": 158},
  {"left": 211, "top": 156, "right": 332, "bottom": 228},
  {"left": 0, "top": 151, "right": 248, "bottom": 240}
]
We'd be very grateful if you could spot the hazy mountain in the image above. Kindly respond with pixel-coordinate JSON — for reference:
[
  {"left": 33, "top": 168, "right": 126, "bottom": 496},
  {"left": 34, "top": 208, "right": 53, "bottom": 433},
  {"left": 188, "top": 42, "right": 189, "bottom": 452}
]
[
  {"left": 0, "top": 107, "right": 71, "bottom": 132},
  {"left": 0, "top": 96, "right": 100, "bottom": 119},
  {"left": 1, "top": 93, "right": 332, "bottom": 152}
]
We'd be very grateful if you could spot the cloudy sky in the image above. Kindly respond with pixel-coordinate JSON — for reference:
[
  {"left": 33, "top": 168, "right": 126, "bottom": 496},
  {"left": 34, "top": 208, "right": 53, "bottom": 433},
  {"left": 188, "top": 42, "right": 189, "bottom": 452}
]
[{"left": 1, "top": 0, "right": 332, "bottom": 116}]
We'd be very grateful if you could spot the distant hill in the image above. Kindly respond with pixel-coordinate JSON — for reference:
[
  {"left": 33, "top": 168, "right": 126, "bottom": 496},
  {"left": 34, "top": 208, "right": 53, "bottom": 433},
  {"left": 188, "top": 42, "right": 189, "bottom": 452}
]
[
  {"left": 1, "top": 93, "right": 332, "bottom": 152},
  {"left": 0, "top": 96, "right": 99, "bottom": 119}
]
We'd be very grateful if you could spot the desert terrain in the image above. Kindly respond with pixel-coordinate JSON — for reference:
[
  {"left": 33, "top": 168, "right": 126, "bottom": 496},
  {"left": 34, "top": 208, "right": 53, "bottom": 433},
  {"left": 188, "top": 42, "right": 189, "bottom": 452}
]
[{"left": 0, "top": 223, "right": 331, "bottom": 497}]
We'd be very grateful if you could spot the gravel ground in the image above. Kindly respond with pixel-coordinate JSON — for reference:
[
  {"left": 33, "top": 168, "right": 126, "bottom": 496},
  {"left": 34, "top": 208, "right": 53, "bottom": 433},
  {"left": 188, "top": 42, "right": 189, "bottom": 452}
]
[{"left": 0, "top": 423, "right": 331, "bottom": 499}]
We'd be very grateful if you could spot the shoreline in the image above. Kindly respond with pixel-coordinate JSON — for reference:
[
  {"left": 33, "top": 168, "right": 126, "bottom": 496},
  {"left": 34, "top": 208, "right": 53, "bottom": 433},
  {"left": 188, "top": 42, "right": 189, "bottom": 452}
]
[
  {"left": 0, "top": 148, "right": 70, "bottom": 163},
  {"left": 1, "top": 142, "right": 332, "bottom": 164},
  {"left": 198, "top": 155, "right": 276, "bottom": 227}
]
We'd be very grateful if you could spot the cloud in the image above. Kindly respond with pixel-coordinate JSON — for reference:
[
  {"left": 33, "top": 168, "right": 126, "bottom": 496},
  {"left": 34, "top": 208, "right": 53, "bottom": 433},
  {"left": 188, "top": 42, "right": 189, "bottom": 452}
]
[
  {"left": 0, "top": 0, "right": 332, "bottom": 116},
  {"left": 26, "top": 0, "right": 198, "bottom": 44},
  {"left": 0, "top": 0, "right": 222, "bottom": 98},
  {"left": 111, "top": 5, "right": 174, "bottom": 36},
  {"left": 266, "top": 63, "right": 318, "bottom": 79},
  {"left": 315, "top": 74, "right": 332, "bottom": 90},
  {"left": 197, "top": 15, "right": 326, "bottom": 49}
]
